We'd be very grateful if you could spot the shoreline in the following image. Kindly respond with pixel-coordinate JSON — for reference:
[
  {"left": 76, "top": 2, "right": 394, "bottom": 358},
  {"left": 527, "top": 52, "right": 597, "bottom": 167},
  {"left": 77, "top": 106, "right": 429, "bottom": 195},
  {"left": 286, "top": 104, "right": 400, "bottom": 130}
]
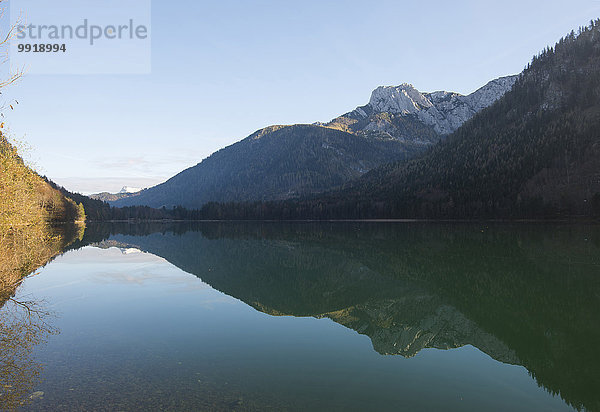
[{"left": 77, "top": 218, "right": 600, "bottom": 224}]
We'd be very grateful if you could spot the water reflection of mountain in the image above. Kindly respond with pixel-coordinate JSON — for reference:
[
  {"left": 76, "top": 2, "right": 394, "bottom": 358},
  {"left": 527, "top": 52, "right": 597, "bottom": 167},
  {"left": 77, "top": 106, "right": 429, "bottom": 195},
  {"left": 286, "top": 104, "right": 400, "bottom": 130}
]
[{"left": 82, "top": 222, "right": 600, "bottom": 412}]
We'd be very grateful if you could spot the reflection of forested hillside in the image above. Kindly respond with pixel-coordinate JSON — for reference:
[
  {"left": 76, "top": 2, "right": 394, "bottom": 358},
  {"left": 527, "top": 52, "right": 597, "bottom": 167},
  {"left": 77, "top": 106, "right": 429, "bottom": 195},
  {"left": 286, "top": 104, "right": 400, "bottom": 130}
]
[
  {"left": 1, "top": 224, "right": 84, "bottom": 304},
  {"left": 0, "top": 224, "right": 82, "bottom": 409},
  {"left": 81, "top": 222, "right": 600, "bottom": 412}
]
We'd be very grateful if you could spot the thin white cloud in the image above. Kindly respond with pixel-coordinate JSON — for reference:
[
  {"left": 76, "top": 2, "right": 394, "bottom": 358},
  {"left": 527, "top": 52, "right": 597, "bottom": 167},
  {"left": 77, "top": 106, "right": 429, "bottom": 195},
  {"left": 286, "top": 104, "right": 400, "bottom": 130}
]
[
  {"left": 92, "top": 153, "right": 199, "bottom": 175},
  {"left": 53, "top": 176, "right": 164, "bottom": 195}
]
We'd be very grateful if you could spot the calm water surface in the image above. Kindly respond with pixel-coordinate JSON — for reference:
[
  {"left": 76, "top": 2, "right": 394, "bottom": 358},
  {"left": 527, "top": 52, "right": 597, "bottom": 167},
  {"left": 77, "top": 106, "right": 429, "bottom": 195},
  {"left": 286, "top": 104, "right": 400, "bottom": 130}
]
[{"left": 4, "top": 223, "right": 600, "bottom": 411}]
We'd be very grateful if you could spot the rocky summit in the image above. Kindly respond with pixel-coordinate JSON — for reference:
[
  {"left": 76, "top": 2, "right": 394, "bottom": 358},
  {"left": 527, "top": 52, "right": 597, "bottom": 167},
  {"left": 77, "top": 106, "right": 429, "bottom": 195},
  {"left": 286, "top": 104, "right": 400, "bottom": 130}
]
[{"left": 326, "top": 75, "right": 518, "bottom": 139}]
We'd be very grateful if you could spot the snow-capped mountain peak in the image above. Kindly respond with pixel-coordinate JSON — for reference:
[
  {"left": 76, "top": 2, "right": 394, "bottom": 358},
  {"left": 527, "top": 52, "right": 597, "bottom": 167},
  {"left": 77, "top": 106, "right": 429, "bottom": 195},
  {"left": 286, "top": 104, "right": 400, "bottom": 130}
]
[{"left": 119, "top": 186, "right": 141, "bottom": 194}]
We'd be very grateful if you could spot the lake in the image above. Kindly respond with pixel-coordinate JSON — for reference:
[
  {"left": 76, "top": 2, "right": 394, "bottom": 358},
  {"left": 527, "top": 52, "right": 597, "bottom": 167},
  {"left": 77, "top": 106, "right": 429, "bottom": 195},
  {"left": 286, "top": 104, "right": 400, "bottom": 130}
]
[{"left": 3, "top": 222, "right": 599, "bottom": 411}]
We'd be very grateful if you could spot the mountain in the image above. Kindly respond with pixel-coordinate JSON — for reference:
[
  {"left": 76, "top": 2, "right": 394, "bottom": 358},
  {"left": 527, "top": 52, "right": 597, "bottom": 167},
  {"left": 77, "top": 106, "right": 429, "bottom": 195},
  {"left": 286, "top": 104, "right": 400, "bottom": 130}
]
[
  {"left": 119, "top": 186, "right": 141, "bottom": 194},
  {"left": 112, "top": 125, "right": 421, "bottom": 209},
  {"left": 90, "top": 186, "right": 142, "bottom": 202},
  {"left": 197, "top": 20, "right": 600, "bottom": 220},
  {"left": 112, "top": 78, "right": 516, "bottom": 209},
  {"left": 325, "top": 75, "right": 517, "bottom": 138}
]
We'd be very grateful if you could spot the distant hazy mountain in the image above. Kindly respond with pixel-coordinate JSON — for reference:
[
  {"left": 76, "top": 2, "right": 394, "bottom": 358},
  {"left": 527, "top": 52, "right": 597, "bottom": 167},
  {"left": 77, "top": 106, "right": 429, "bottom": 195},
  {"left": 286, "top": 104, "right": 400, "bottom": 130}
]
[
  {"left": 113, "top": 77, "right": 516, "bottom": 209},
  {"left": 91, "top": 186, "right": 141, "bottom": 203},
  {"left": 119, "top": 186, "right": 141, "bottom": 194}
]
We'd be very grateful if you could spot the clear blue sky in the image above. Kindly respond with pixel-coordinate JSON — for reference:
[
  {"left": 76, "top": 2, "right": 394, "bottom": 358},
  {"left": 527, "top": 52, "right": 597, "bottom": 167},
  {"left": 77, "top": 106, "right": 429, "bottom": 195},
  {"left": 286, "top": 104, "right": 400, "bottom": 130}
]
[{"left": 3, "top": 0, "right": 600, "bottom": 194}]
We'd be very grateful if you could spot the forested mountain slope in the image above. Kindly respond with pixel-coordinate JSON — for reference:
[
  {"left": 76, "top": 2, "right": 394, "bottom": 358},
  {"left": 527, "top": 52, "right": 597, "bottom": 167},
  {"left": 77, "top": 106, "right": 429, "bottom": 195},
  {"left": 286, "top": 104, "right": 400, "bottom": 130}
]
[
  {"left": 0, "top": 134, "right": 85, "bottom": 228},
  {"left": 113, "top": 125, "right": 417, "bottom": 209}
]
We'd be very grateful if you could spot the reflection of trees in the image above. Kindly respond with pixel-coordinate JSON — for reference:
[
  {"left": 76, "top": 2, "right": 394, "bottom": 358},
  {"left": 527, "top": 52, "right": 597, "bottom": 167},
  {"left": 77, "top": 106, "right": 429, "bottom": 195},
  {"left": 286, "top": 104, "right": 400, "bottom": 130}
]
[
  {"left": 0, "top": 223, "right": 77, "bottom": 410},
  {"left": 0, "top": 296, "right": 57, "bottom": 410},
  {"left": 0, "top": 223, "right": 84, "bottom": 303}
]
